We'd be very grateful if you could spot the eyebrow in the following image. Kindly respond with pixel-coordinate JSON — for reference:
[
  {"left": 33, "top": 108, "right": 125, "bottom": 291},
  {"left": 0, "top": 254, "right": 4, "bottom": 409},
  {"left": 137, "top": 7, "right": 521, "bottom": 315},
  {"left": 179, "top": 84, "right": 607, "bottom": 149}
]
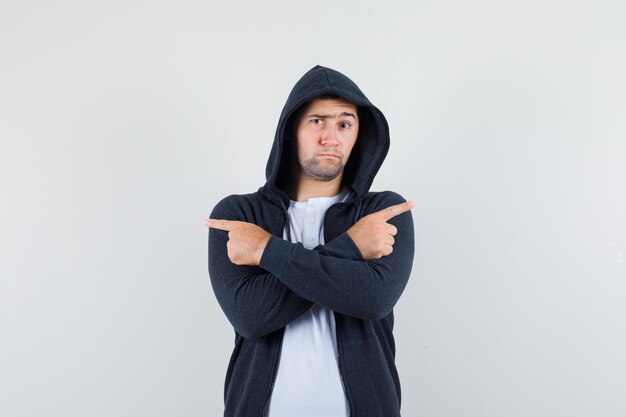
[{"left": 307, "top": 112, "right": 356, "bottom": 120}]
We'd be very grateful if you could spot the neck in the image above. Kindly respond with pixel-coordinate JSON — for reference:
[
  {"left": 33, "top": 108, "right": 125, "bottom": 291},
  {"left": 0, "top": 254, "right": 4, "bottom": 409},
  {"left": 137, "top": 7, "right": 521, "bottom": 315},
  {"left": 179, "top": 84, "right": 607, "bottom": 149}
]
[{"left": 284, "top": 170, "right": 343, "bottom": 202}]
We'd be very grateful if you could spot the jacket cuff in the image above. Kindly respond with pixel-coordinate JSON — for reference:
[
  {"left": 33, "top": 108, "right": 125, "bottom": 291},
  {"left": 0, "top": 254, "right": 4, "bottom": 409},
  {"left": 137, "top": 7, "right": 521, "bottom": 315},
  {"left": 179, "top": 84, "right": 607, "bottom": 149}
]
[
  {"left": 317, "top": 232, "right": 364, "bottom": 260},
  {"left": 259, "top": 235, "right": 296, "bottom": 276}
]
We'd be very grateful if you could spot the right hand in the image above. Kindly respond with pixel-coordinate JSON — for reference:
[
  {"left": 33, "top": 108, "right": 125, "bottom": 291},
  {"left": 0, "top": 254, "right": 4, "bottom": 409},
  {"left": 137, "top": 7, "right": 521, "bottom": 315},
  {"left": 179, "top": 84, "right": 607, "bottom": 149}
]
[{"left": 346, "top": 201, "right": 413, "bottom": 260}]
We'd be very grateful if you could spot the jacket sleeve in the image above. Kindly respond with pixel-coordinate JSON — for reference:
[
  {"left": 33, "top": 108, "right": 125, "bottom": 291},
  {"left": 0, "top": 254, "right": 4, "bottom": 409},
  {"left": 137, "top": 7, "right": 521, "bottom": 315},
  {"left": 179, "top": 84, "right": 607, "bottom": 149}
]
[
  {"left": 208, "top": 196, "right": 314, "bottom": 340},
  {"left": 259, "top": 191, "right": 415, "bottom": 320}
]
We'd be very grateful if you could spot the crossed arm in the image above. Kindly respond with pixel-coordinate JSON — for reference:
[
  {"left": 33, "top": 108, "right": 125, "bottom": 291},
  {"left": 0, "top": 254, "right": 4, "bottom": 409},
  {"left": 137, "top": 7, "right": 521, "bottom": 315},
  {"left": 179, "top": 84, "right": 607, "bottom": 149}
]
[{"left": 206, "top": 193, "right": 415, "bottom": 339}]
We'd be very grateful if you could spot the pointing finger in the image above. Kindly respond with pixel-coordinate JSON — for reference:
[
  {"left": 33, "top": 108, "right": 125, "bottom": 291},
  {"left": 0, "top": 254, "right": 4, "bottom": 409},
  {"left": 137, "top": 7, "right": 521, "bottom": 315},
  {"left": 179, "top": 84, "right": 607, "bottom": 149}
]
[
  {"left": 204, "top": 218, "right": 237, "bottom": 231},
  {"left": 377, "top": 201, "right": 414, "bottom": 221}
]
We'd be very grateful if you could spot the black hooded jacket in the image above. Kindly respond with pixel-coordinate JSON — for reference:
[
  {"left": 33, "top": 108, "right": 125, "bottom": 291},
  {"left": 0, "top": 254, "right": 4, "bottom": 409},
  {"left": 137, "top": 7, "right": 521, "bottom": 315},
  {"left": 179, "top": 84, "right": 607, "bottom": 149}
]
[{"left": 208, "top": 65, "right": 415, "bottom": 417}]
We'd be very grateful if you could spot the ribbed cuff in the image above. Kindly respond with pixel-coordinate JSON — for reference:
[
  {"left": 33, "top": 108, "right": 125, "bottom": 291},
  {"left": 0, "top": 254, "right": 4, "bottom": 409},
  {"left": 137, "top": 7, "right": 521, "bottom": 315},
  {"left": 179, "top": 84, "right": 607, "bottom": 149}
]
[
  {"left": 259, "top": 236, "right": 295, "bottom": 277},
  {"left": 327, "top": 232, "right": 365, "bottom": 260}
]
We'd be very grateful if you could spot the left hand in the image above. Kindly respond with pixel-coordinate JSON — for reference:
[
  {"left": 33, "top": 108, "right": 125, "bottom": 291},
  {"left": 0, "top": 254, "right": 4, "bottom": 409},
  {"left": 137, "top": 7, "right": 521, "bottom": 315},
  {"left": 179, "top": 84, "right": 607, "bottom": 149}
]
[
  {"left": 204, "top": 219, "right": 272, "bottom": 266},
  {"left": 346, "top": 201, "right": 413, "bottom": 259}
]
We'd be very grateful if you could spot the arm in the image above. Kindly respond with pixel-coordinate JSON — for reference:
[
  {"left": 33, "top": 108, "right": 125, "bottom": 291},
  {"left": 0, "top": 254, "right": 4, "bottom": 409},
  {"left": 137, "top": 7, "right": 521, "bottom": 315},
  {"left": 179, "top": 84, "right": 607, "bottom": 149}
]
[
  {"left": 260, "top": 191, "right": 415, "bottom": 320},
  {"left": 208, "top": 196, "right": 313, "bottom": 340}
]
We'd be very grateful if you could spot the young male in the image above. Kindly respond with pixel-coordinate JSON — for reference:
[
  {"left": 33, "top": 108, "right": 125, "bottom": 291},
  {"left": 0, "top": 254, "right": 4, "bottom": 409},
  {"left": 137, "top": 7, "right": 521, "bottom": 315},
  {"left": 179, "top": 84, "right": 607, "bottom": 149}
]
[{"left": 205, "top": 65, "right": 415, "bottom": 417}]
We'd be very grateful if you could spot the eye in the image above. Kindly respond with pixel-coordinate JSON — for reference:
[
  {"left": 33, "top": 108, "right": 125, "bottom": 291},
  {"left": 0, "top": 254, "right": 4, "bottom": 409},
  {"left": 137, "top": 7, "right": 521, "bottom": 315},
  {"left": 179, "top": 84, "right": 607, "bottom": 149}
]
[
  {"left": 310, "top": 118, "right": 324, "bottom": 125},
  {"left": 340, "top": 122, "right": 351, "bottom": 129}
]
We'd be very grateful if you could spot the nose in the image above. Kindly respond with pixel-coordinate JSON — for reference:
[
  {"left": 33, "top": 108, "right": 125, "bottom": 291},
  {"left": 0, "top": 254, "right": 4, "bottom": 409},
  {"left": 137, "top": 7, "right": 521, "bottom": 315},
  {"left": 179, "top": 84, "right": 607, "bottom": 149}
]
[{"left": 320, "top": 125, "right": 339, "bottom": 146}]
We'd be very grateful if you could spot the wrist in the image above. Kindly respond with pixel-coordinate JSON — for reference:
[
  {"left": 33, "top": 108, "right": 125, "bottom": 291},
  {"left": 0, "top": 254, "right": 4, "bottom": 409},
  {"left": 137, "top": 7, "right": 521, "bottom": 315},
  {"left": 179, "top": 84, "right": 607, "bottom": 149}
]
[{"left": 255, "top": 235, "right": 271, "bottom": 265}]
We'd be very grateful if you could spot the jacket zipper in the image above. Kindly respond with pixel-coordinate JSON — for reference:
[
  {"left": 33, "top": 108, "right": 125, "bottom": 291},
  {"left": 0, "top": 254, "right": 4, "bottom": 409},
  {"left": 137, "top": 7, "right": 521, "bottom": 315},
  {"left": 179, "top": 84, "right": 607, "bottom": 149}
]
[
  {"left": 259, "top": 213, "right": 289, "bottom": 417},
  {"left": 334, "top": 313, "right": 354, "bottom": 415},
  {"left": 259, "top": 328, "right": 285, "bottom": 417},
  {"left": 329, "top": 198, "right": 354, "bottom": 415}
]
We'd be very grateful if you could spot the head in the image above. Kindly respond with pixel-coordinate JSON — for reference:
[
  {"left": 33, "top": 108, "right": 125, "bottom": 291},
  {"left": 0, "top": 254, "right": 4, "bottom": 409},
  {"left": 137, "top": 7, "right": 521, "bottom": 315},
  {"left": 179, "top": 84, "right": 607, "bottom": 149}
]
[
  {"left": 265, "top": 65, "right": 390, "bottom": 202},
  {"left": 286, "top": 95, "right": 360, "bottom": 181}
]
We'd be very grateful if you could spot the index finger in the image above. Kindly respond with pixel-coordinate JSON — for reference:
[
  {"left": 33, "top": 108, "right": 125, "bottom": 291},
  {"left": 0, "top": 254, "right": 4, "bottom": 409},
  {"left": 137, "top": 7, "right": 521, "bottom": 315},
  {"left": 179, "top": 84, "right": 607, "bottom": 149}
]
[
  {"left": 375, "top": 201, "right": 414, "bottom": 222},
  {"left": 204, "top": 218, "right": 238, "bottom": 231}
]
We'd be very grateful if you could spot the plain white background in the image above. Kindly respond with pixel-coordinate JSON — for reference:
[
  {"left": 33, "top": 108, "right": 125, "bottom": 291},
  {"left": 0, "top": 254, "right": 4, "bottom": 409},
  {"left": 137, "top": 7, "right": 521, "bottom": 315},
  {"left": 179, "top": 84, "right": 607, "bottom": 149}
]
[{"left": 1, "top": 0, "right": 625, "bottom": 416}]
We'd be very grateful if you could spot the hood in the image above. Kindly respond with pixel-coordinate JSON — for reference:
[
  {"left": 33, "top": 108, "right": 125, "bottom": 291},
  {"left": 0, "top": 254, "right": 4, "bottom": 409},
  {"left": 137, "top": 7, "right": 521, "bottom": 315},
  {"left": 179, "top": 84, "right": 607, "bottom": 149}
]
[{"left": 259, "top": 65, "right": 390, "bottom": 209}]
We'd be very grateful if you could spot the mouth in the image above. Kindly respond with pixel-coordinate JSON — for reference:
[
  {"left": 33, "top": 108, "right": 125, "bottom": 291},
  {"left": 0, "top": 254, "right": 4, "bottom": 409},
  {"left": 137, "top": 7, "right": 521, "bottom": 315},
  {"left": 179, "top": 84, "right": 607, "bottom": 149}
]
[{"left": 318, "top": 153, "right": 340, "bottom": 159}]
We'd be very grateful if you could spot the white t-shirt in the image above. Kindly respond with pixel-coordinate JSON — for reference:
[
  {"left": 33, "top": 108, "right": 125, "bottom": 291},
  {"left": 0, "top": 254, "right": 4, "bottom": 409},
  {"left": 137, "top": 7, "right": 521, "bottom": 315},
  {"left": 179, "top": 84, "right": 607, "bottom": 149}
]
[{"left": 263, "top": 186, "right": 351, "bottom": 417}]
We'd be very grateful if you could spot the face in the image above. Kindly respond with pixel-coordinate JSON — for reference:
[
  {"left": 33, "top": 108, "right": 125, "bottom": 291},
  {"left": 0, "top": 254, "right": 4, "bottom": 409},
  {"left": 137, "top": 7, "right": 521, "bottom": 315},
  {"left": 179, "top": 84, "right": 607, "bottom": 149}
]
[{"left": 291, "top": 97, "right": 359, "bottom": 181}]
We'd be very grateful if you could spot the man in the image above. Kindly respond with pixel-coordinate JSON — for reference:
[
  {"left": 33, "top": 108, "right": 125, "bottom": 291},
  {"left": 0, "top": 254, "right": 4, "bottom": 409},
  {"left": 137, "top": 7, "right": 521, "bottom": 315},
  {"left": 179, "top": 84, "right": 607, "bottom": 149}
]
[{"left": 204, "top": 65, "right": 415, "bottom": 417}]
